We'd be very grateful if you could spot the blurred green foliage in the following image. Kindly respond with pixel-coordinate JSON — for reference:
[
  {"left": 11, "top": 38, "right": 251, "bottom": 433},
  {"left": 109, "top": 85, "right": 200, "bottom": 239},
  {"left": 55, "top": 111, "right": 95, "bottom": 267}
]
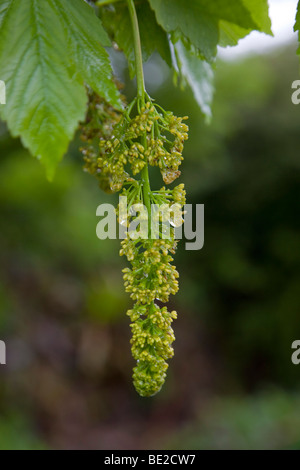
[
  {"left": 0, "top": 45, "right": 299, "bottom": 449},
  {"left": 169, "top": 389, "right": 300, "bottom": 450},
  {"left": 0, "top": 416, "right": 45, "bottom": 450}
]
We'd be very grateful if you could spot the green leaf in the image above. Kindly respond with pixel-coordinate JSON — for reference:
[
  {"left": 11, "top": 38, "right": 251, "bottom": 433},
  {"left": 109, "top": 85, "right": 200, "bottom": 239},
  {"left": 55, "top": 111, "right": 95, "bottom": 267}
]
[
  {"left": 101, "top": 2, "right": 171, "bottom": 79},
  {"left": 0, "top": 0, "right": 121, "bottom": 179},
  {"left": 174, "top": 41, "right": 214, "bottom": 121},
  {"left": 242, "top": 0, "right": 272, "bottom": 33},
  {"left": 51, "top": 0, "right": 122, "bottom": 107},
  {"left": 219, "top": 0, "right": 273, "bottom": 47},
  {"left": 294, "top": 1, "right": 300, "bottom": 54},
  {"left": 148, "top": 0, "right": 258, "bottom": 61},
  {"left": 138, "top": 3, "right": 171, "bottom": 70}
]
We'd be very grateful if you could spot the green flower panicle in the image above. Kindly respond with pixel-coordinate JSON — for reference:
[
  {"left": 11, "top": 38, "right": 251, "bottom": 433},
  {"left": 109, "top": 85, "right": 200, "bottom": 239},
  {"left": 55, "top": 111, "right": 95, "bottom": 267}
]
[
  {"left": 127, "top": 297, "right": 177, "bottom": 397},
  {"left": 120, "top": 235, "right": 180, "bottom": 396},
  {"left": 80, "top": 92, "right": 189, "bottom": 396},
  {"left": 121, "top": 238, "right": 179, "bottom": 303}
]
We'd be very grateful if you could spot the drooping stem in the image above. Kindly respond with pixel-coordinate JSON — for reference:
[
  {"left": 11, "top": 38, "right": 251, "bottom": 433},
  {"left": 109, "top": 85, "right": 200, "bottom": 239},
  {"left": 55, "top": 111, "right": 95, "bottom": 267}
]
[
  {"left": 127, "top": 0, "right": 145, "bottom": 102},
  {"left": 127, "top": 0, "right": 151, "bottom": 220}
]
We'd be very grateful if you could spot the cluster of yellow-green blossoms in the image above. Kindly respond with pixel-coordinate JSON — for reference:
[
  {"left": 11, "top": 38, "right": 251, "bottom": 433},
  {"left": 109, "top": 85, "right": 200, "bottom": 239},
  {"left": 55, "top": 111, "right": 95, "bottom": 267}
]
[
  {"left": 145, "top": 113, "right": 188, "bottom": 184},
  {"left": 121, "top": 238, "right": 179, "bottom": 303},
  {"left": 128, "top": 303, "right": 177, "bottom": 397},
  {"left": 80, "top": 89, "right": 127, "bottom": 193},
  {"left": 80, "top": 91, "right": 189, "bottom": 397},
  {"left": 120, "top": 238, "right": 179, "bottom": 396},
  {"left": 172, "top": 183, "right": 186, "bottom": 205},
  {"left": 81, "top": 96, "right": 189, "bottom": 191}
]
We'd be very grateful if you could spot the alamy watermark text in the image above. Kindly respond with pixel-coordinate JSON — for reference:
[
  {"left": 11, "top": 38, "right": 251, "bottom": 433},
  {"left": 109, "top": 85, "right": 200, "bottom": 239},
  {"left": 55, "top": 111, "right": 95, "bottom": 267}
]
[
  {"left": 96, "top": 197, "right": 204, "bottom": 251},
  {"left": 0, "top": 80, "right": 6, "bottom": 105},
  {"left": 0, "top": 340, "right": 6, "bottom": 365}
]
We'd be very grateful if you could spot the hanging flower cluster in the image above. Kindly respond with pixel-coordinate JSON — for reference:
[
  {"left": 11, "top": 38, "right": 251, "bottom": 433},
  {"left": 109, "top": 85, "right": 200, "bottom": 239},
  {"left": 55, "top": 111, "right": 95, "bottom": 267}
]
[{"left": 80, "top": 91, "right": 188, "bottom": 396}]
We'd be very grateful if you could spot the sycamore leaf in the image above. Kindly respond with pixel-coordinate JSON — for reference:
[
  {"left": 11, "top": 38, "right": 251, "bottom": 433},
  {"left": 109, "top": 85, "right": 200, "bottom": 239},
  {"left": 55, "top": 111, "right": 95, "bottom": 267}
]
[
  {"left": 148, "top": 0, "right": 258, "bottom": 61},
  {"left": 174, "top": 41, "right": 214, "bottom": 121},
  {"left": 101, "top": 2, "right": 171, "bottom": 79},
  {"left": 294, "top": 1, "right": 300, "bottom": 55},
  {"left": 149, "top": 0, "right": 272, "bottom": 119},
  {"left": 51, "top": 0, "right": 121, "bottom": 107},
  {"left": 219, "top": 0, "right": 273, "bottom": 47},
  {"left": 137, "top": 2, "right": 171, "bottom": 70},
  {"left": 0, "top": 0, "right": 121, "bottom": 179}
]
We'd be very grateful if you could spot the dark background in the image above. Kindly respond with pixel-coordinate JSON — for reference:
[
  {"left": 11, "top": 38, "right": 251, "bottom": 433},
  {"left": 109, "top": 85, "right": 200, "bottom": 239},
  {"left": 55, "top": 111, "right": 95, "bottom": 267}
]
[{"left": 0, "top": 43, "right": 300, "bottom": 449}]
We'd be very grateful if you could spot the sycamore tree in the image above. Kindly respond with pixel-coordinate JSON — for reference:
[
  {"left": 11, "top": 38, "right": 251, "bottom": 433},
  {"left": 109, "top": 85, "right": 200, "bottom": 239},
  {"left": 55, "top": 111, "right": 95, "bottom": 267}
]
[{"left": 0, "top": 0, "right": 297, "bottom": 397}]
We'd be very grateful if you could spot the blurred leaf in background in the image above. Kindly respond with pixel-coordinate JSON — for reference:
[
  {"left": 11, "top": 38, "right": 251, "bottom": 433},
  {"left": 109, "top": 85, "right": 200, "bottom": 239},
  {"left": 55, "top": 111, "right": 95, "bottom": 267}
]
[
  {"left": 168, "top": 390, "right": 300, "bottom": 450},
  {"left": 0, "top": 416, "right": 45, "bottom": 450}
]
